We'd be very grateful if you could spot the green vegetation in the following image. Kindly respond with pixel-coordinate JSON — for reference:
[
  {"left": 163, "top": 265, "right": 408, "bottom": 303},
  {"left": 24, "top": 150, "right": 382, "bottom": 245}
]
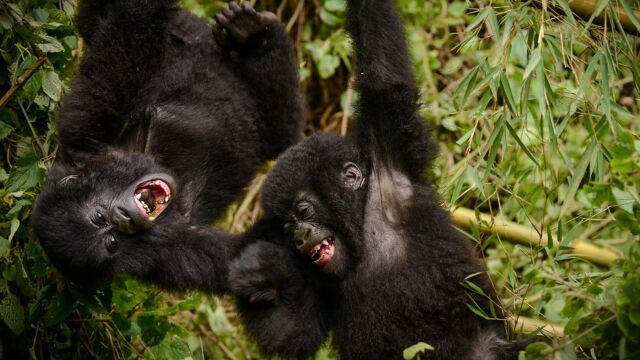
[{"left": 0, "top": 0, "right": 638, "bottom": 358}]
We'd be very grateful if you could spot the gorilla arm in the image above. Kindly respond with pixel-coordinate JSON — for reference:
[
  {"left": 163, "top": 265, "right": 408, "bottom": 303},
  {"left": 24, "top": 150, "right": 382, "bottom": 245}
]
[
  {"left": 228, "top": 219, "right": 330, "bottom": 358},
  {"left": 57, "top": 0, "right": 177, "bottom": 160},
  {"left": 349, "top": 0, "right": 437, "bottom": 182},
  {"left": 121, "top": 224, "right": 243, "bottom": 294}
]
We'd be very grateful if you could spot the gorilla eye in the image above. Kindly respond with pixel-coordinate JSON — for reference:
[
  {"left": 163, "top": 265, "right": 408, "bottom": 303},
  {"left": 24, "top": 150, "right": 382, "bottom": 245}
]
[
  {"left": 105, "top": 235, "right": 118, "bottom": 253},
  {"left": 91, "top": 211, "right": 107, "bottom": 226},
  {"left": 342, "top": 162, "right": 364, "bottom": 189},
  {"left": 296, "top": 201, "right": 314, "bottom": 219}
]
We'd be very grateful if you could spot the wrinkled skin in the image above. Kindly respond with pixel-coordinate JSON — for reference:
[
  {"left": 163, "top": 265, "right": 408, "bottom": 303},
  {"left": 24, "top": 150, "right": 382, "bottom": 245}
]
[{"left": 31, "top": 0, "right": 302, "bottom": 292}]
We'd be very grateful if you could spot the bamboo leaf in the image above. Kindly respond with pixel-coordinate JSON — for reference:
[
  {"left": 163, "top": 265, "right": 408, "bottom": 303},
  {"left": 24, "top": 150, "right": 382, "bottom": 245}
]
[
  {"left": 523, "top": 48, "right": 541, "bottom": 80},
  {"left": 486, "top": 8, "right": 501, "bottom": 44},
  {"left": 600, "top": 48, "right": 611, "bottom": 123},
  {"left": 505, "top": 120, "right": 541, "bottom": 167},
  {"left": 500, "top": 73, "right": 518, "bottom": 115},
  {"left": 560, "top": 139, "right": 597, "bottom": 216},
  {"left": 582, "top": 0, "right": 610, "bottom": 33},
  {"left": 555, "top": 0, "right": 577, "bottom": 24},
  {"left": 454, "top": 66, "right": 479, "bottom": 109},
  {"left": 619, "top": 0, "right": 640, "bottom": 31},
  {"left": 465, "top": 8, "right": 489, "bottom": 32}
]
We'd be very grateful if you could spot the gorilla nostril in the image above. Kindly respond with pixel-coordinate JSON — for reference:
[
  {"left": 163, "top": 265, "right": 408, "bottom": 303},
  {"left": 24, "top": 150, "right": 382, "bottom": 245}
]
[
  {"left": 295, "top": 239, "right": 304, "bottom": 247},
  {"left": 116, "top": 207, "right": 131, "bottom": 221}
]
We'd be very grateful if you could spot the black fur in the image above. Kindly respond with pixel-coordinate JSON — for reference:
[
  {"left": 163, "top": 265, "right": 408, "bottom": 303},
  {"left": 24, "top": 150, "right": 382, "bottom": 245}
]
[
  {"left": 31, "top": 0, "right": 302, "bottom": 292},
  {"left": 228, "top": 0, "right": 523, "bottom": 358}
]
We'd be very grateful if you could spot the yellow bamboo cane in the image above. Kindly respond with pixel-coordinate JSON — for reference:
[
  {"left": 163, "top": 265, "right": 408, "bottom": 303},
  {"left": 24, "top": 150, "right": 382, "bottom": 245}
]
[{"left": 451, "top": 207, "right": 622, "bottom": 267}]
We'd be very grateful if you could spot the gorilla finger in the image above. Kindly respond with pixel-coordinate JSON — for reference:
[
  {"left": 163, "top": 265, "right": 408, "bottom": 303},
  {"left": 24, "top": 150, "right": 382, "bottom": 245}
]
[
  {"left": 215, "top": 14, "right": 230, "bottom": 26},
  {"left": 222, "top": 8, "right": 234, "bottom": 19},
  {"left": 229, "top": 2, "right": 241, "bottom": 13}
]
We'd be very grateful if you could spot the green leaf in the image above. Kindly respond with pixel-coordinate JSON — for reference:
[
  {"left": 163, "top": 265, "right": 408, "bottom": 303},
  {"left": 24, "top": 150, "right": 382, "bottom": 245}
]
[
  {"left": 499, "top": 73, "right": 518, "bottom": 115},
  {"left": 612, "top": 188, "right": 635, "bottom": 214},
  {"left": 581, "top": 0, "right": 610, "bottom": 33},
  {"left": 319, "top": 8, "right": 342, "bottom": 26},
  {"left": 620, "top": 0, "right": 640, "bottom": 31},
  {"left": 448, "top": 2, "right": 468, "bottom": 18},
  {"left": 560, "top": 140, "right": 596, "bottom": 217},
  {"left": 523, "top": 48, "right": 541, "bottom": 80},
  {"left": 454, "top": 66, "right": 479, "bottom": 109},
  {"left": 206, "top": 305, "right": 235, "bottom": 336},
  {"left": 0, "top": 293, "right": 25, "bottom": 334},
  {"left": 504, "top": 120, "right": 540, "bottom": 167},
  {"left": 7, "top": 155, "right": 43, "bottom": 192},
  {"left": 43, "top": 291, "right": 76, "bottom": 326},
  {"left": 42, "top": 70, "right": 63, "bottom": 102},
  {"left": 403, "top": 342, "right": 434, "bottom": 360},
  {"left": 0, "top": 121, "right": 14, "bottom": 140},
  {"left": 465, "top": 8, "right": 489, "bottom": 32},
  {"left": 324, "top": 0, "right": 346, "bottom": 12},
  {"left": 486, "top": 8, "right": 501, "bottom": 44},
  {"left": 36, "top": 35, "right": 65, "bottom": 53},
  {"left": 8, "top": 218, "right": 20, "bottom": 242},
  {"left": 21, "top": 69, "right": 43, "bottom": 100}
]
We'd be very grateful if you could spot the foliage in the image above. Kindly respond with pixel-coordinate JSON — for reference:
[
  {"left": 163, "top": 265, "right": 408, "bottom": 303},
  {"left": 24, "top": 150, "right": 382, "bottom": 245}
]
[{"left": 0, "top": 0, "right": 638, "bottom": 359}]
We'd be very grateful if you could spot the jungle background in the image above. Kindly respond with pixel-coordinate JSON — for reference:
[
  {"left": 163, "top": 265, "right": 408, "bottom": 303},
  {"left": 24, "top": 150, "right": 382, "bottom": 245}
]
[{"left": 1, "top": 0, "right": 639, "bottom": 358}]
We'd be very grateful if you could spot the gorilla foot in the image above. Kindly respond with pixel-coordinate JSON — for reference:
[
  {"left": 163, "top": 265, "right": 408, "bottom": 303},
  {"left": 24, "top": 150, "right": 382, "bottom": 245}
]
[{"left": 215, "top": 1, "right": 277, "bottom": 45}]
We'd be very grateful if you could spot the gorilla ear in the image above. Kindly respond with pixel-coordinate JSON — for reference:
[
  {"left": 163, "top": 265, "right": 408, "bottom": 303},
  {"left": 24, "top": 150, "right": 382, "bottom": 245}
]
[
  {"left": 45, "top": 162, "right": 79, "bottom": 186},
  {"left": 341, "top": 162, "right": 365, "bottom": 190}
]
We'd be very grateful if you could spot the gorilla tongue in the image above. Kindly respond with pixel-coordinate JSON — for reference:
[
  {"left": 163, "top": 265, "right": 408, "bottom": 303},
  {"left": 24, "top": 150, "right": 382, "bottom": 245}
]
[
  {"left": 309, "top": 236, "right": 335, "bottom": 267},
  {"left": 134, "top": 180, "right": 172, "bottom": 220}
]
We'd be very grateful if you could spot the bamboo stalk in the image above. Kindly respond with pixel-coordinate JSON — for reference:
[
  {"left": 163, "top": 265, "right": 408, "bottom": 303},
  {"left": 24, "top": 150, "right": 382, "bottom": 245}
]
[
  {"left": 535, "top": 0, "right": 640, "bottom": 35},
  {"left": 569, "top": 0, "right": 640, "bottom": 34},
  {"left": 451, "top": 207, "right": 622, "bottom": 267},
  {"left": 512, "top": 316, "right": 565, "bottom": 337}
]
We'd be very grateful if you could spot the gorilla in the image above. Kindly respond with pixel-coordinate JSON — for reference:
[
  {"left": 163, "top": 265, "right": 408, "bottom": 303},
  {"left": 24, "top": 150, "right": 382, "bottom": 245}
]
[
  {"left": 31, "top": 0, "right": 302, "bottom": 292},
  {"left": 228, "top": 0, "right": 524, "bottom": 358}
]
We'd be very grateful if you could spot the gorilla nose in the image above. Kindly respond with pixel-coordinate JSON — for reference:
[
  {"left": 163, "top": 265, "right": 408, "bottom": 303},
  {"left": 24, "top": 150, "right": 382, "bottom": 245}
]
[
  {"left": 111, "top": 207, "right": 137, "bottom": 235},
  {"left": 293, "top": 226, "right": 312, "bottom": 251}
]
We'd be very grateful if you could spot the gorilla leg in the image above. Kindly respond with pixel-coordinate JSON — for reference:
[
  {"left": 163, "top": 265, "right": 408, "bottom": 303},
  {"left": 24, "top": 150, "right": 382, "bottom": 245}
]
[{"left": 216, "top": 2, "right": 304, "bottom": 158}]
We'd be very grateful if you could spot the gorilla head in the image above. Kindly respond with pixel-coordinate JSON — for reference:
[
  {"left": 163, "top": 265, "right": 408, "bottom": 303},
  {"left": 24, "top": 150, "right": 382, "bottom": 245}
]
[
  {"left": 32, "top": 153, "right": 177, "bottom": 284},
  {"left": 260, "top": 133, "right": 371, "bottom": 277}
]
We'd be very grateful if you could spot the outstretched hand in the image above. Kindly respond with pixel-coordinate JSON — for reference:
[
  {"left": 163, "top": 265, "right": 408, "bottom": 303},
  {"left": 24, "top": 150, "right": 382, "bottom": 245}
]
[{"left": 229, "top": 241, "right": 305, "bottom": 303}]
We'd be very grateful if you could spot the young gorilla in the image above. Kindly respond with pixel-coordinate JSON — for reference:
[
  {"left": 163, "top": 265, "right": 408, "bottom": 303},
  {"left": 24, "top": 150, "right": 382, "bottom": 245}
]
[
  {"left": 31, "top": 0, "right": 302, "bottom": 292},
  {"left": 229, "top": 0, "right": 523, "bottom": 358}
]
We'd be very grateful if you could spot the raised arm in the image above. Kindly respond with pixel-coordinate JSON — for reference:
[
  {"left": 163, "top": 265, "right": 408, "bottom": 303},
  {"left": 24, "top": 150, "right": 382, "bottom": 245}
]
[
  {"left": 57, "top": 0, "right": 177, "bottom": 159},
  {"left": 348, "top": 0, "right": 437, "bottom": 181}
]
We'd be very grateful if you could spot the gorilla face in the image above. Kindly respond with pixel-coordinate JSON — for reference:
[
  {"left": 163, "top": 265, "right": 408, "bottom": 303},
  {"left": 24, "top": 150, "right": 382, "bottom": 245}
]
[
  {"left": 261, "top": 134, "right": 369, "bottom": 277},
  {"left": 31, "top": 153, "right": 178, "bottom": 283}
]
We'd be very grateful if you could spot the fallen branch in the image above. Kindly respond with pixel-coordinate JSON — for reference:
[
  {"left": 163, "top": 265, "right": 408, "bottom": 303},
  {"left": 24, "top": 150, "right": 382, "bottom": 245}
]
[
  {"left": 0, "top": 56, "right": 46, "bottom": 109},
  {"left": 451, "top": 207, "right": 621, "bottom": 267}
]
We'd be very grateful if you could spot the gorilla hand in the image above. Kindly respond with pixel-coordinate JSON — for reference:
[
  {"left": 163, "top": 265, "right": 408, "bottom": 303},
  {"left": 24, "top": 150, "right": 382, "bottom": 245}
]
[
  {"left": 214, "top": 1, "right": 278, "bottom": 46},
  {"left": 229, "top": 241, "right": 306, "bottom": 304}
]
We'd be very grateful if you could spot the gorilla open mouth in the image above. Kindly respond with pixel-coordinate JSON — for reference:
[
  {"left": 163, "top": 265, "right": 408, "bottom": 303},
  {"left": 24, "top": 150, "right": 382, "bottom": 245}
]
[
  {"left": 134, "top": 179, "right": 172, "bottom": 220},
  {"left": 309, "top": 236, "right": 335, "bottom": 266}
]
